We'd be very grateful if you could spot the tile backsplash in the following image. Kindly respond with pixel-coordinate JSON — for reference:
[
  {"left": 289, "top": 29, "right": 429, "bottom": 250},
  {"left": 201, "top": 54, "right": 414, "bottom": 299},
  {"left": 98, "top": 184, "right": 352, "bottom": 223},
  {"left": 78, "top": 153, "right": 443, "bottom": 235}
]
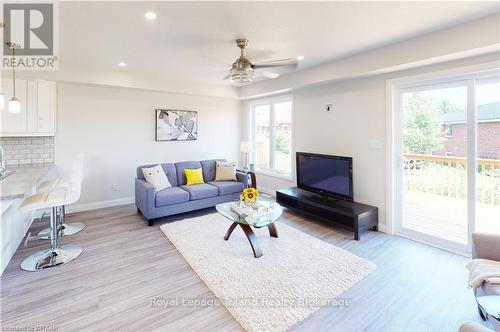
[{"left": 1, "top": 137, "right": 55, "bottom": 166}]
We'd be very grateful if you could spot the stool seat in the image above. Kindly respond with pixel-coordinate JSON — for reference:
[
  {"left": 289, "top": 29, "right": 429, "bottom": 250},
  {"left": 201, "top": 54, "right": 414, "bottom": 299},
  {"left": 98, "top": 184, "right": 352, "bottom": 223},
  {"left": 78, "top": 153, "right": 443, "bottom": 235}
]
[
  {"left": 37, "top": 178, "right": 71, "bottom": 193},
  {"left": 34, "top": 178, "right": 85, "bottom": 238},
  {"left": 20, "top": 189, "right": 67, "bottom": 213}
]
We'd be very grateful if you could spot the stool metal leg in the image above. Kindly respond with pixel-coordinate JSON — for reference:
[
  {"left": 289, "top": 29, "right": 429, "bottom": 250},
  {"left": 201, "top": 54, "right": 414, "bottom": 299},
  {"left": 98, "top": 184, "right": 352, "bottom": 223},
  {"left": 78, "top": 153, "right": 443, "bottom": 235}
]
[
  {"left": 50, "top": 206, "right": 58, "bottom": 249},
  {"left": 37, "top": 205, "right": 85, "bottom": 239},
  {"left": 59, "top": 205, "right": 86, "bottom": 236},
  {"left": 21, "top": 206, "right": 83, "bottom": 271},
  {"left": 24, "top": 209, "right": 58, "bottom": 245}
]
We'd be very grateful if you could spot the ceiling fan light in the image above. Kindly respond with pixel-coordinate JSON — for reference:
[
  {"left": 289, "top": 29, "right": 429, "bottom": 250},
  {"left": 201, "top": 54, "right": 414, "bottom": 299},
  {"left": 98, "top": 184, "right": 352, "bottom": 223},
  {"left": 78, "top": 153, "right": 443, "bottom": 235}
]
[
  {"left": 8, "top": 97, "right": 21, "bottom": 114},
  {"left": 230, "top": 68, "right": 255, "bottom": 83}
]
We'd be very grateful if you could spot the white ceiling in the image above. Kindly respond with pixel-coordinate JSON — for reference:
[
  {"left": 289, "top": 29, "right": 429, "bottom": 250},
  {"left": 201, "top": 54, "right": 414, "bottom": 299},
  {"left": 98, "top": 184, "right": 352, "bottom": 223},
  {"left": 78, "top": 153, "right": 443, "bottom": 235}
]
[{"left": 59, "top": 1, "right": 500, "bottom": 85}]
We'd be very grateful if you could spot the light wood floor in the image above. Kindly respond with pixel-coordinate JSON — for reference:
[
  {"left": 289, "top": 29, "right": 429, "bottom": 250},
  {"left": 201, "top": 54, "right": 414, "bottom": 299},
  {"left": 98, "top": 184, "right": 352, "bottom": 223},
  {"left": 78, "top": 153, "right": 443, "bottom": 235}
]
[{"left": 0, "top": 204, "right": 490, "bottom": 331}]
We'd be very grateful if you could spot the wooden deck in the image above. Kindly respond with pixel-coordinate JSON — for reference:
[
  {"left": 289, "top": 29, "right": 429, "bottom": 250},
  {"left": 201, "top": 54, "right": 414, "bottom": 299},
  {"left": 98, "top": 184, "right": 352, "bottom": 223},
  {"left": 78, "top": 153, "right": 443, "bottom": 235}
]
[{"left": 404, "top": 191, "right": 500, "bottom": 245}]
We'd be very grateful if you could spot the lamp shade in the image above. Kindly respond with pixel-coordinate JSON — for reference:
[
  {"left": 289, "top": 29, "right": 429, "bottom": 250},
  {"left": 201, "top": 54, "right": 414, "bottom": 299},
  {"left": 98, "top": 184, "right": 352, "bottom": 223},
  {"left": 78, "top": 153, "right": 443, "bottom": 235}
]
[
  {"left": 240, "top": 141, "right": 253, "bottom": 153},
  {"left": 8, "top": 98, "right": 21, "bottom": 114}
]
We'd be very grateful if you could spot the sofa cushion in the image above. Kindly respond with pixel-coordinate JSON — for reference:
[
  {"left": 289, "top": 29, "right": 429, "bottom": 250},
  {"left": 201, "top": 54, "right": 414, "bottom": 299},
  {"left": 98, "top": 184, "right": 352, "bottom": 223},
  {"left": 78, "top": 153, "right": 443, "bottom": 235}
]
[
  {"left": 176, "top": 161, "right": 202, "bottom": 186},
  {"left": 214, "top": 161, "right": 237, "bottom": 181},
  {"left": 200, "top": 159, "right": 226, "bottom": 182},
  {"left": 155, "top": 187, "right": 190, "bottom": 207},
  {"left": 209, "top": 181, "right": 244, "bottom": 196},
  {"left": 185, "top": 167, "right": 205, "bottom": 186},
  {"left": 180, "top": 183, "right": 219, "bottom": 200},
  {"left": 142, "top": 164, "right": 172, "bottom": 191},
  {"left": 137, "top": 163, "right": 178, "bottom": 187}
]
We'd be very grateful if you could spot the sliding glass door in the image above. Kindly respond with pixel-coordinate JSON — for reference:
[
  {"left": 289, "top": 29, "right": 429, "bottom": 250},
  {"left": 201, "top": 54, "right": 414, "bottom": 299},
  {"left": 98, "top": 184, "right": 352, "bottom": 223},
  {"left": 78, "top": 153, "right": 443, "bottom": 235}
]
[{"left": 396, "top": 73, "right": 499, "bottom": 253}]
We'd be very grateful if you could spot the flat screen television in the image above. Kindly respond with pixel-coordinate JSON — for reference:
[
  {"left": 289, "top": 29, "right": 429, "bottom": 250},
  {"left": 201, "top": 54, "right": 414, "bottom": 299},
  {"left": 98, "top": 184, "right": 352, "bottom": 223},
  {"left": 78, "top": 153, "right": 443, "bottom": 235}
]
[{"left": 296, "top": 152, "right": 353, "bottom": 201}]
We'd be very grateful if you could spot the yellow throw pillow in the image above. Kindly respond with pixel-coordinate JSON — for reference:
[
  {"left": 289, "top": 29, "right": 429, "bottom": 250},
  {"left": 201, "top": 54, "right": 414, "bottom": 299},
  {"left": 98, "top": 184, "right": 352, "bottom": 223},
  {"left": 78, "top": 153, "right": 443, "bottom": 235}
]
[{"left": 185, "top": 168, "right": 205, "bottom": 186}]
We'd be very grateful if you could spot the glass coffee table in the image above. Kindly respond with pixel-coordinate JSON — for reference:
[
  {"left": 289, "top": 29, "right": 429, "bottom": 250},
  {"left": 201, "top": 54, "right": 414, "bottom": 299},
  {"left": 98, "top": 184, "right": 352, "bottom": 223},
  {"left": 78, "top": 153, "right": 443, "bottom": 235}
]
[{"left": 216, "top": 201, "right": 283, "bottom": 258}]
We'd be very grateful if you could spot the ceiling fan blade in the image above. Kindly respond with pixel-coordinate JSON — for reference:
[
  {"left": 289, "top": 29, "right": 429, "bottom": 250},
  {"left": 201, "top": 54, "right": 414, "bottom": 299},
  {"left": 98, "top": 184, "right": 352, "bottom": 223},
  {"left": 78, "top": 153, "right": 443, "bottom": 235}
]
[
  {"left": 253, "top": 63, "right": 297, "bottom": 69},
  {"left": 258, "top": 71, "right": 280, "bottom": 79},
  {"left": 255, "top": 58, "right": 297, "bottom": 65},
  {"left": 252, "top": 58, "right": 298, "bottom": 69}
]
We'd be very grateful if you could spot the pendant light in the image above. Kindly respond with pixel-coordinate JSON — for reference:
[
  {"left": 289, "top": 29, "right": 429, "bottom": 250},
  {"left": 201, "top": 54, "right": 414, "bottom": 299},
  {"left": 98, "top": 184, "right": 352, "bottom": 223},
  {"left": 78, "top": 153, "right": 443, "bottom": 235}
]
[{"left": 7, "top": 42, "right": 21, "bottom": 114}]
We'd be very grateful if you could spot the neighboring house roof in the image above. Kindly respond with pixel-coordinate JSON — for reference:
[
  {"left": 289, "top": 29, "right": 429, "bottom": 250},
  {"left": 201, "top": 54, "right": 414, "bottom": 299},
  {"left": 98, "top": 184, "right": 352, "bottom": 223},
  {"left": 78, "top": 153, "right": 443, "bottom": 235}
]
[{"left": 443, "top": 101, "right": 500, "bottom": 124}]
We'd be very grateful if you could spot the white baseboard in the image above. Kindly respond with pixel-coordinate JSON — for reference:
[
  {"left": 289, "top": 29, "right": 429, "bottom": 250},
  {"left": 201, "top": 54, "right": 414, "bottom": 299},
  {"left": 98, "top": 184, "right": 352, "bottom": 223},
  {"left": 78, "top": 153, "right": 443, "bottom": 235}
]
[
  {"left": 67, "top": 196, "right": 135, "bottom": 213},
  {"left": 377, "top": 223, "right": 387, "bottom": 233}
]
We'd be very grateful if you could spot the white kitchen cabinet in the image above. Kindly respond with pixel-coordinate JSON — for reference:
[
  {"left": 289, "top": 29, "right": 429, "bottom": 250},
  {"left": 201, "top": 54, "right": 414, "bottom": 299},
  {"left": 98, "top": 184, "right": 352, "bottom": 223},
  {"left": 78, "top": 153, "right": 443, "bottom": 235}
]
[
  {"left": 35, "top": 80, "right": 56, "bottom": 133},
  {"left": 0, "top": 77, "right": 56, "bottom": 136},
  {"left": 0, "top": 197, "right": 34, "bottom": 274}
]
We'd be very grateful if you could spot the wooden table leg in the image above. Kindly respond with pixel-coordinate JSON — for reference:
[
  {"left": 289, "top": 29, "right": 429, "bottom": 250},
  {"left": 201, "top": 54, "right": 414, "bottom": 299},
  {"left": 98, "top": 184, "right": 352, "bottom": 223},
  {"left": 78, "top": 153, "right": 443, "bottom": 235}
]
[
  {"left": 239, "top": 224, "right": 263, "bottom": 258},
  {"left": 224, "top": 222, "right": 238, "bottom": 241},
  {"left": 250, "top": 172, "right": 257, "bottom": 189},
  {"left": 267, "top": 223, "right": 278, "bottom": 238}
]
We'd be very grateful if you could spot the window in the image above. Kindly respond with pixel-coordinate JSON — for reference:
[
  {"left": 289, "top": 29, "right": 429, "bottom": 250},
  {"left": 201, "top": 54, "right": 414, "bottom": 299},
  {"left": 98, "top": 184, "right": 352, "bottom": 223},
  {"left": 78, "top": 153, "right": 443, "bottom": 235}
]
[
  {"left": 251, "top": 96, "right": 293, "bottom": 176},
  {"left": 444, "top": 124, "right": 453, "bottom": 137}
]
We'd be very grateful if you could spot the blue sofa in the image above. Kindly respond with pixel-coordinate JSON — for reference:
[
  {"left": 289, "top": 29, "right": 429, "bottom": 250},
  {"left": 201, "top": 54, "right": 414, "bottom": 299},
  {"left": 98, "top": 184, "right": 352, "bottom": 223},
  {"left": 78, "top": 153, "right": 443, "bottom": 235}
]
[{"left": 135, "top": 159, "right": 248, "bottom": 225}]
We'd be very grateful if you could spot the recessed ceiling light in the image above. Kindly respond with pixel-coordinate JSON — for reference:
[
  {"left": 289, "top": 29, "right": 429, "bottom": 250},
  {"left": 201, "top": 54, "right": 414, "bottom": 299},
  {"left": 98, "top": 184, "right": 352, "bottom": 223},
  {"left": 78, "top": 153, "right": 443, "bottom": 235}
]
[
  {"left": 297, "top": 55, "right": 305, "bottom": 61},
  {"left": 145, "top": 11, "right": 157, "bottom": 20},
  {"left": 118, "top": 62, "right": 127, "bottom": 67}
]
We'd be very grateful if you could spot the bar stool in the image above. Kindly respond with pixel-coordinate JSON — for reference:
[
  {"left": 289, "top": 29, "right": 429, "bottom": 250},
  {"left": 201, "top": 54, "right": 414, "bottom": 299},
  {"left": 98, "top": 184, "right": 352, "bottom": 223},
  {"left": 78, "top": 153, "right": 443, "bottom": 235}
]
[
  {"left": 19, "top": 186, "right": 83, "bottom": 271},
  {"left": 36, "top": 154, "right": 85, "bottom": 238}
]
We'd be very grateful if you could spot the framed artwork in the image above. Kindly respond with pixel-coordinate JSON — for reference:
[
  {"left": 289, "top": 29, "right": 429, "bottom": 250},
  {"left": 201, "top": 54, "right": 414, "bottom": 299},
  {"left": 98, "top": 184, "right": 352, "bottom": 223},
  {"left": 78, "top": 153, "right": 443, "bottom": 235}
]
[{"left": 155, "top": 109, "right": 198, "bottom": 141}]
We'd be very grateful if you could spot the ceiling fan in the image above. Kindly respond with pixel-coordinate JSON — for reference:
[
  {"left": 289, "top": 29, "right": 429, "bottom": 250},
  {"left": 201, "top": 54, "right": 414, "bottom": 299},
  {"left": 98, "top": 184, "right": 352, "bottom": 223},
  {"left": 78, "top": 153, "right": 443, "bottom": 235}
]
[{"left": 224, "top": 38, "right": 298, "bottom": 84}]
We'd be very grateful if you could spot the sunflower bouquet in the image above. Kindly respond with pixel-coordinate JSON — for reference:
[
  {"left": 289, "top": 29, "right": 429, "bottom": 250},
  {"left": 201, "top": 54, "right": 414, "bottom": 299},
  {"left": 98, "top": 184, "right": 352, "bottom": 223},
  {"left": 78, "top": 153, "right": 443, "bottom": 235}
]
[{"left": 241, "top": 187, "right": 260, "bottom": 204}]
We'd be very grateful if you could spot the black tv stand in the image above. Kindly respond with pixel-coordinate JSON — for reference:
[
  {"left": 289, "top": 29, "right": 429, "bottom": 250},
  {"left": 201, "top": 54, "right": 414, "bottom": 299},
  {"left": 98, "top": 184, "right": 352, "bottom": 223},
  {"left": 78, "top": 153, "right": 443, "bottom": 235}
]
[
  {"left": 319, "top": 196, "right": 340, "bottom": 203},
  {"left": 276, "top": 187, "right": 378, "bottom": 240}
]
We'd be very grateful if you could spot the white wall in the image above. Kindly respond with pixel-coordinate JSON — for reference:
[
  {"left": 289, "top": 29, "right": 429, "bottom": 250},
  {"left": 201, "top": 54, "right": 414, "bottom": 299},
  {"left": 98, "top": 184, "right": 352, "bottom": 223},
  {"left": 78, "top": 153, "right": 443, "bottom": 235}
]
[
  {"left": 56, "top": 83, "right": 241, "bottom": 211},
  {"left": 242, "top": 53, "right": 500, "bottom": 232}
]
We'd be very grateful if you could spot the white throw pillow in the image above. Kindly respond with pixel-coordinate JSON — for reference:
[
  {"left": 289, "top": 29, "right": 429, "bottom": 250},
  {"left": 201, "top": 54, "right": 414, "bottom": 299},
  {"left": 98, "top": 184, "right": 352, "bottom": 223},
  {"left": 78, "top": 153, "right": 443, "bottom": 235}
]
[
  {"left": 142, "top": 164, "right": 172, "bottom": 190},
  {"left": 214, "top": 161, "right": 237, "bottom": 181}
]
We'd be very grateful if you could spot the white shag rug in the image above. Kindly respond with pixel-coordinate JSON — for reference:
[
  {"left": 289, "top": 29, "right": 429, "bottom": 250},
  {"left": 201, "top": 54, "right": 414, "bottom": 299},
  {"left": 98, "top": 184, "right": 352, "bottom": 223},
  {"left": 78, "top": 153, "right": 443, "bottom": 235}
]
[{"left": 160, "top": 213, "right": 375, "bottom": 332}]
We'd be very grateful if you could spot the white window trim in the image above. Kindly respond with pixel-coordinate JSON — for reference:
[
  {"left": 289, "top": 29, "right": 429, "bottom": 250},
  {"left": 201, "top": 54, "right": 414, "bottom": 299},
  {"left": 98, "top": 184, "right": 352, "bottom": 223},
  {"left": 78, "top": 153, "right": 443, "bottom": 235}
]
[
  {"left": 249, "top": 94, "right": 294, "bottom": 180},
  {"left": 385, "top": 61, "right": 500, "bottom": 255}
]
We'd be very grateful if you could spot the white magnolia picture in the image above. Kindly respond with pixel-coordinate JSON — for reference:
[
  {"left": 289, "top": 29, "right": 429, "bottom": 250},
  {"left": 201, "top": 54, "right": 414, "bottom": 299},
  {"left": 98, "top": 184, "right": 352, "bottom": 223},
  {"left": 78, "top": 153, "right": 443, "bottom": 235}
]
[{"left": 156, "top": 109, "right": 198, "bottom": 141}]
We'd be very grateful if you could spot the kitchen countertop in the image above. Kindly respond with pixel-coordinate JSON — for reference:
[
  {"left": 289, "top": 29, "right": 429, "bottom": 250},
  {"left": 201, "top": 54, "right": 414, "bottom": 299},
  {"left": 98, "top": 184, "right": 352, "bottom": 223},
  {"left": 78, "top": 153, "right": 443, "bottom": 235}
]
[{"left": 0, "top": 164, "right": 54, "bottom": 215}]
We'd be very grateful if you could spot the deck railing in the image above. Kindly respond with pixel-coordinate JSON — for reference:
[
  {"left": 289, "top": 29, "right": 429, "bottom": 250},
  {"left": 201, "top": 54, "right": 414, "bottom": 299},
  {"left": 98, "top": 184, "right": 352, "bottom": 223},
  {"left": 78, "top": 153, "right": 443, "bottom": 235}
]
[
  {"left": 404, "top": 154, "right": 500, "bottom": 205},
  {"left": 255, "top": 141, "right": 269, "bottom": 168}
]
